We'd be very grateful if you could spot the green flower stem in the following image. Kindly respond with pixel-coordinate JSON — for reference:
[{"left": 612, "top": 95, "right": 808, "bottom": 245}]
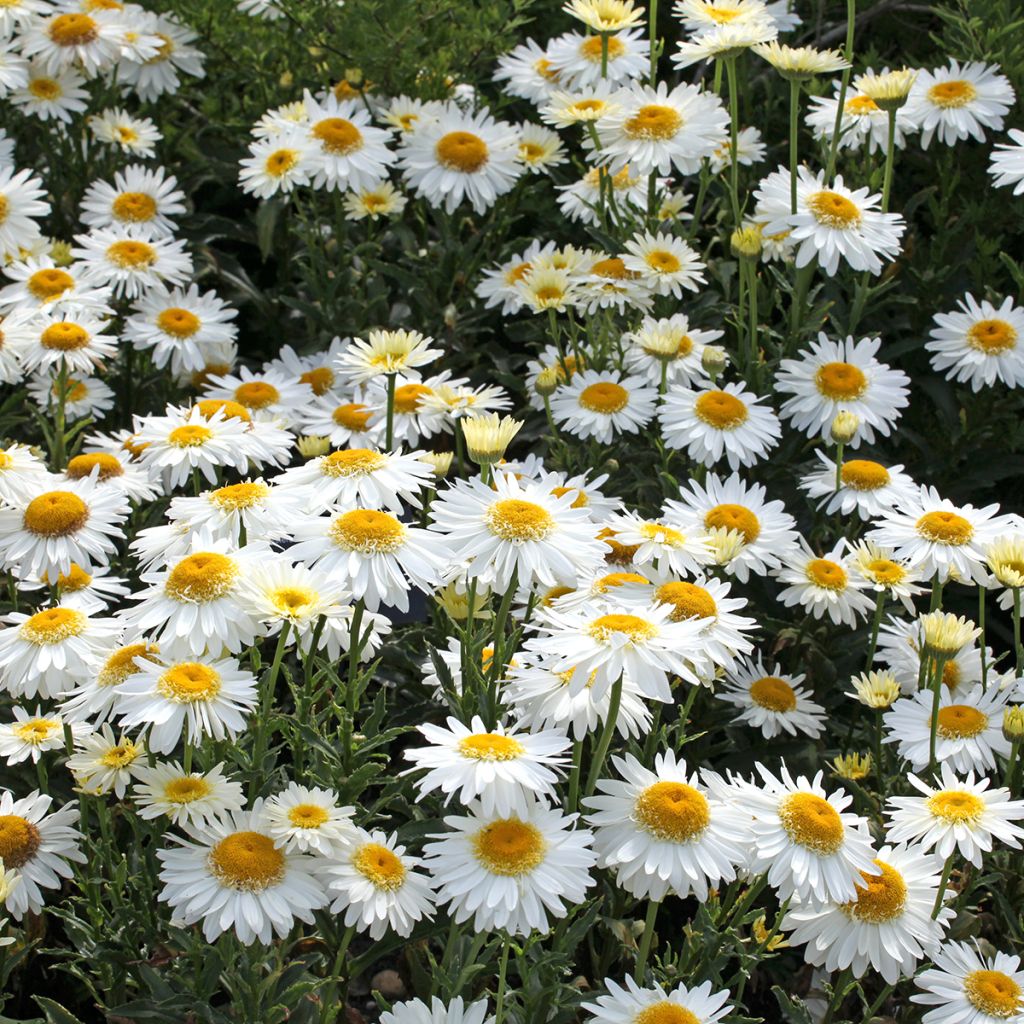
[
  {"left": 1014, "top": 588, "right": 1022, "bottom": 674},
  {"left": 789, "top": 77, "right": 800, "bottom": 214},
  {"left": 494, "top": 936, "right": 512, "bottom": 1024},
  {"left": 53, "top": 357, "right": 68, "bottom": 470},
  {"left": 865, "top": 592, "right": 885, "bottom": 670},
  {"left": 648, "top": 0, "right": 659, "bottom": 84},
  {"left": 600, "top": 32, "right": 609, "bottom": 78},
  {"left": 979, "top": 586, "right": 988, "bottom": 691},
  {"left": 821, "top": 966, "right": 853, "bottom": 1024},
  {"left": 248, "top": 621, "right": 291, "bottom": 801},
  {"left": 320, "top": 923, "right": 356, "bottom": 1024},
  {"left": 1005, "top": 740, "right": 1020, "bottom": 797},
  {"left": 634, "top": 898, "right": 660, "bottom": 982},
  {"left": 384, "top": 371, "right": 397, "bottom": 450},
  {"left": 584, "top": 674, "right": 623, "bottom": 798},
  {"left": 747, "top": 258, "right": 759, "bottom": 377},
  {"left": 834, "top": 442, "right": 845, "bottom": 491},
  {"left": 927, "top": 654, "right": 949, "bottom": 774},
  {"left": 566, "top": 739, "right": 584, "bottom": 814},
  {"left": 724, "top": 56, "right": 742, "bottom": 225},
  {"left": 932, "top": 853, "right": 954, "bottom": 918},
  {"left": 825, "top": 0, "right": 857, "bottom": 184},
  {"left": 881, "top": 107, "right": 897, "bottom": 212}
]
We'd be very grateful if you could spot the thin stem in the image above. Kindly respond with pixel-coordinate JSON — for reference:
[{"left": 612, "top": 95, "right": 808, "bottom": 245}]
[
  {"left": 932, "top": 853, "right": 954, "bottom": 918},
  {"left": 747, "top": 258, "right": 759, "bottom": 376},
  {"left": 927, "top": 655, "right": 948, "bottom": 774},
  {"left": 384, "top": 372, "right": 397, "bottom": 451},
  {"left": 865, "top": 592, "right": 885, "bottom": 670},
  {"left": 53, "top": 357, "right": 68, "bottom": 470},
  {"left": 724, "top": 57, "right": 741, "bottom": 225},
  {"left": 584, "top": 674, "right": 623, "bottom": 798},
  {"left": 321, "top": 924, "right": 356, "bottom": 1024},
  {"left": 824, "top": 0, "right": 857, "bottom": 184},
  {"left": 834, "top": 442, "right": 845, "bottom": 491},
  {"left": 566, "top": 739, "right": 584, "bottom": 814},
  {"left": 494, "top": 936, "right": 511, "bottom": 1024},
  {"left": 1006, "top": 740, "right": 1021, "bottom": 796},
  {"left": 648, "top": 0, "right": 659, "bottom": 84},
  {"left": 634, "top": 898, "right": 660, "bottom": 982},
  {"left": 1014, "top": 588, "right": 1022, "bottom": 675},
  {"left": 821, "top": 966, "right": 852, "bottom": 1024},
  {"left": 600, "top": 31, "right": 609, "bottom": 78},
  {"left": 880, "top": 107, "right": 897, "bottom": 212},
  {"left": 979, "top": 586, "right": 988, "bottom": 692},
  {"left": 788, "top": 77, "right": 800, "bottom": 215},
  {"left": 248, "top": 622, "right": 291, "bottom": 800}
]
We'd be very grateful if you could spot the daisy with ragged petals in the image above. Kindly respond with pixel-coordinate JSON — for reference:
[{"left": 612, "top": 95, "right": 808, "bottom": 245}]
[
  {"left": 404, "top": 716, "right": 569, "bottom": 816},
  {"left": 262, "top": 783, "right": 357, "bottom": 855},
  {"left": 20, "top": 310, "right": 119, "bottom": 376},
  {"left": 66, "top": 725, "right": 146, "bottom": 798},
  {"left": 0, "top": 790, "right": 85, "bottom": 920},
  {"left": 29, "top": 374, "right": 115, "bottom": 424},
  {"left": 659, "top": 381, "right": 782, "bottom": 471},
  {"left": 605, "top": 511, "right": 713, "bottom": 579},
  {"left": 550, "top": 373, "right": 658, "bottom": 446},
  {"left": 0, "top": 166, "right": 50, "bottom": 260},
  {"left": 546, "top": 28, "right": 648, "bottom": 89},
  {"left": 884, "top": 685, "right": 1013, "bottom": 774},
  {"left": 238, "top": 127, "right": 317, "bottom": 197},
  {"left": 493, "top": 38, "right": 562, "bottom": 103},
  {"left": 623, "top": 314, "right": 723, "bottom": 388},
  {"left": 913, "top": 941, "right": 1024, "bottom": 1024},
  {"left": 0, "top": 443, "right": 49, "bottom": 504},
  {"left": 80, "top": 165, "right": 187, "bottom": 237},
  {"left": 380, "top": 998, "right": 494, "bottom": 1024},
  {"left": 202, "top": 367, "right": 310, "bottom": 427},
  {"left": 11, "top": 63, "right": 89, "bottom": 124},
  {"left": 990, "top": 128, "right": 1024, "bottom": 195},
  {"left": 873, "top": 615, "right": 987, "bottom": 697},
  {"left": 783, "top": 843, "right": 954, "bottom": 984},
  {"left": 673, "top": 18, "right": 778, "bottom": 69},
  {"left": 805, "top": 78, "right": 917, "bottom": 154},
  {"left": 0, "top": 257, "right": 111, "bottom": 314},
  {"left": 847, "top": 541, "right": 924, "bottom": 612},
  {"left": 736, "top": 763, "right": 880, "bottom": 903},
  {"left": 775, "top": 333, "right": 911, "bottom": 446},
  {"left": 774, "top": 538, "right": 875, "bottom": 627},
  {"left": 20, "top": 10, "right": 133, "bottom": 76},
  {"left": 334, "top": 329, "right": 441, "bottom": 386},
  {"left": 927, "top": 293, "right": 1024, "bottom": 392},
  {"left": 60, "top": 639, "right": 162, "bottom": 725},
  {"left": 753, "top": 166, "right": 904, "bottom": 276},
  {"left": 88, "top": 107, "right": 163, "bottom": 158},
  {"left": 166, "top": 479, "right": 308, "bottom": 546},
  {"left": 117, "top": 11, "right": 206, "bottom": 102},
  {"left": 800, "top": 450, "right": 917, "bottom": 519},
  {"left": 718, "top": 656, "right": 826, "bottom": 739},
  {"left": 620, "top": 230, "right": 706, "bottom": 297},
  {"left": 423, "top": 798, "right": 596, "bottom": 936},
  {"left": 583, "top": 977, "right": 731, "bottom": 1024},
  {"left": 905, "top": 60, "right": 1015, "bottom": 149},
  {"left": 584, "top": 752, "right": 750, "bottom": 901},
  {"left": 157, "top": 804, "right": 327, "bottom": 945},
  {"left": 886, "top": 764, "right": 1024, "bottom": 868},
  {"left": 132, "top": 761, "right": 245, "bottom": 828},
  {"left": 0, "top": 706, "right": 87, "bottom": 765},
  {"left": 323, "top": 828, "right": 435, "bottom": 939},
  {"left": 56, "top": 451, "right": 157, "bottom": 505},
  {"left": 71, "top": 227, "right": 193, "bottom": 300}
]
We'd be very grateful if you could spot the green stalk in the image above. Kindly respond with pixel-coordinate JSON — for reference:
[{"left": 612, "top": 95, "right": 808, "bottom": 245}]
[
  {"left": 824, "top": 0, "right": 857, "bottom": 184},
  {"left": 566, "top": 739, "right": 584, "bottom": 814},
  {"left": 927, "top": 655, "right": 948, "bottom": 774},
  {"left": 384, "top": 372, "right": 397, "bottom": 450},
  {"left": 648, "top": 0, "right": 658, "bottom": 84},
  {"left": 583, "top": 674, "right": 623, "bottom": 798},
  {"left": 880, "top": 107, "right": 897, "bottom": 212},
  {"left": 248, "top": 622, "right": 291, "bottom": 800},
  {"left": 747, "top": 258, "right": 759, "bottom": 376},
  {"left": 821, "top": 966, "right": 852, "bottom": 1024},
  {"left": 788, "top": 77, "right": 800, "bottom": 214},
  {"left": 979, "top": 586, "right": 988, "bottom": 691},
  {"left": 932, "top": 853, "right": 954, "bottom": 918},
  {"left": 865, "top": 592, "right": 885, "bottom": 670},
  {"left": 53, "top": 357, "right": 68, "bottom": 470},
  {"left": 724, "top": 56, "right": 741, "bottom": 225},
  {"left": 634, "top": 898, "right": 660, "bottom": 982},
  {"left": 1014, "top": 588, "right": 1022, "bottom": 674},
  {"left": 494, "top": 937, "right": 512, "bottom": 1024}
]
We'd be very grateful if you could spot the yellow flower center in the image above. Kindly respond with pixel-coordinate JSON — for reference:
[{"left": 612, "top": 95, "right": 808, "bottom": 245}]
[
  {"left": 928, "top": 79, "right": 977, "bottom": 109},
  {"left": 65, "top": 452, "right": 123, "bottom": 481},
  {"left": 645, "top": 249, "right": 682, "bottom": 272},
  {"left": 624, "top": 104, "right": 683, "bottom": 141},
  {"left": 865, "top": 558, "right": 905, "bottom": 585},
  {"left": 168, "top": 424, "right": 214, "bottom": 447},
  {"left": 749, "top": 676, "right": 798, "bottom": 712},
  {"left": 579, "top": 34, "right": 625, "bottom": 62},
  {"left": 519, "top": 141, "right": 547, "bottom": 162},
  {"left": 435, "top": 131, "right": 489, "bottom": 173},
  {"left": 52, "top": 563, "right": 93, "bottom": 592},
  {"left": 591, "top": 256, "right": 632, "bottom": 279},
  {"left": 210, "top": 481, "right": 269, "bottom": 511},
  {"left": 927, "top": 789, "right": 985, "bottom": 825},
  {"left": 916, "top": 510, "right": 974, "bottom": 545},
  {"left": 311, "top": 117, "right": 364, "bottom": 155},
  {"left": 806, "top": 558, "right": 847, "bottom": 590},
  {"left": 634, "top": 781, "right": 710, "bottom": 842},
  {"left": 263, "top": 148, "right": 300, "bottom": 177},
  {"left": 472, "top": 819, "right": 546, "bottom": 876},
  {"left": 287, "top": 803, "right": 330, "bottom": 829},
  {"left": 20, "top": 606, "right": 87, "bottom": 645},
  {"left": 116, "top": 125, "right": 139, "bottom": 144},
  {"left": 196, "top": 398, "right": 251, "bottom": 423},
  {"left": 330, "top": 402, "right": 373, "bottom": 431},
  {"left": 106, "top": 239, "right": 157, "bottom": 269},
  {"left": 300, "top": 366, "right": 335, "bottom": 394},
  {"left": 393, "top": 383, "right": 433, "bottom": 414},
  {"left": 807, "top": 190, "right": 862, "bottom": 229},
  {"left": 98, "top": 642, "right": 160, "bottom": 688},
  {"left": 163, "top": 775, "right": 212, "bottom": 803},
  {"left": 29, "top": 77, "right": 62, "bottom": 100},
  {"left": 234, "top": 381, "right": 279, "bottom": 410},
  {"left": 209, "top": 831, "right": 285, "bottom": 891},
  {"left": 579, "top": 381, "right": 629, "bottom": 413},
  {"left": 845, "top": 94, "right": 880, "bottom": 115},
  {"left": 841, "top": 459, "right": 889, "bottom": 490},
  {"left": 157, "top": 662, "right": 222, "bottom": 703},
  {"left": 635, "top": 1005, "right": 700, "bottom": 1024},
  {"left": 943, "top": 661, "right": 961, "bottom": 691},
  {"left": 457, "top": 733, "right": 525, "bottom": 761},
  {"left": 778, "top": 793, "right": 845, "bottom": 855},
  {"left": 13, "top": 718, "right": 61, "bottom": 744},
  {"left": 655, "top": 581, "right": 716, "bottom": 622},
  {"left": 937, "top": 704, "right": 988, "bottom": 739},
  {"left": 587, "top": 612, "right": 657, "bottom": 643},
  {"left": 41, "top": 322, "right": 90, "bottom": 351},
  {"left": 593, "top": 571, "right": 647, "bottom": 594},
  {"left": 99, "top": 741, "right": 140, "bottom": 768},
  {"left": 27, "top": 268, "right": 74, "bottom": 300},
  {"left": 967, "top": 318, "right": 1018, "bottom": 354},
  {"left": 963, "top": 970, "right": 1023, "bottom": 1018},
  {"left": 111, "top": 191, "right": 157, "bottom": 223},
  {"left": 0, "top": 815, "right": 41, "bottom": 869},
  {"left": 156, "top": 307, "right": 201, "bottom": 338},
  {"left": 321, "top": 448, "right": 387, "bottom": 477},
  {"left": 23, "top": 490, "right": 89, "bottom": 537},
  {"left": 269, "top": 586, "right": 318, "bottom": 617},
  {"left": 164, "top": 551, "right": 239, "bottom": 602},
  {"left": 485, "top": 498, "right": 556, "bottom": 542},
  {"left": 815, "top": 361, "right": 868, "bottom": 400},
  {"left": 694, "top": 390, "right": 748, "bottom": 429},
  {"left": 704, "top": 503, "right": 760, "bottom": 544},
  {"left": 143, "top": 31, "right": 174, "bottom": 63},
  {"left": 49, "top": 13, "right": 97, "bottom": 45},
  {"left": 353, "top": 842, "right": 406, "bottom": 890},
  {"left": 64, "top": 379, "right": 89, "bottom": 402},
  {"left": 330, "top": 509, "right": 405, "bottom": 553},
  {"left": 550, "top": 485, "right": 589, "bottom": 509},
  {"left": 846, "top": 860, "right": 907, "bottom": 922}
]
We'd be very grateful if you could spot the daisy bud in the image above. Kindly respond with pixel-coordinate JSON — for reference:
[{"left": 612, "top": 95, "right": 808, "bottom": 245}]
[
  {"left": 986, "top": 536, "right": 1024, "bottom": 589},
  {"left": 830, "top": 410, "right": 860, "bottom": 444},
  {"left": 833, "top": 752, "right": 872, "bottom": 780},
  {"left": 705, "top": 525, "right": 746, "bottom": 565},
  {"left": 443, "top": 303, "right": 458, "bottom": 329},
  {"left": 534, "top": 365, "right": 561, "bottom": 397},
  {"left": 730, "top": 225, "right": 762, "bottom": 260},
  {"left": 920, "top": 611, "right": 980, "bottom": 658},
  {"left": 854, "top": 67, "right": 918, "bottom": 111},
  {"left": 1003, "top": 706, "right": 1024, "bottom": 742},
  {"left": 701, "top": 345, "right": 727, "bottom": 380},
  {"left": 420, "top": 451, "right": 454, "bottom": 479},
  {"left": 48, "top": 239, "right": 74, "bottom": 267},
  {"left": 435, "top": 580, "right": 492, "bottom": 622},
  {"left": 279, "top": 71, "right": 293, "bottom": 88},
  {"left": 296, "top": 435, "right": 331, "bottom": 458},
  {"left": 461, "top": 413, "right": 523, "bottom": 465},
  {"left": 344, "top": 67, "right": 363, "bottom": 86},
  {"left": 847, "top": 670, "right": 901, "bottom": 708}
]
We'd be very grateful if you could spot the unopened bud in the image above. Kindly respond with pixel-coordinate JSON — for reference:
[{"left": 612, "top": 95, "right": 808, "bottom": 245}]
[
  {"left": 833, "top": 752, "right": 872, "bottom": 780},
  {"left": 1004, "top": 706, "right": 1024, "bottom": 742},
  {"left": 831, "top": 411, "right": 860, "bottom": 444},
  {"left": 420, "top": 451, "right": 454, "bottom": 479},
  {"left": 48, "top": 239, "right": 74, "bottom": 267},
  {"left": 701, "top": 345, "right": 728, "bottom": 380},
  {"left": 279, "top": 70, "right": 294, "bottom": 88},
  {"left": 535, "top": 365, "right": 561, "bottom": 397},
  {"left": 462, "top": 413, "right": 523, "bottom": 465},
  {"left": 730, "top": 225, "right": 762, "bottom": 260},
  {"left": 297, "top": 435, "right": 331, "bottom": 458}
]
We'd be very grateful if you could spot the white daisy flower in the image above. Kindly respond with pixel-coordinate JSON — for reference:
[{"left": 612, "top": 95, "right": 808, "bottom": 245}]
[
  {"left": 913, "top": 940, "right": 1024, "bottom": 1023},
  {"left": 423, "top": 798, "right": 596, "bottom": 936},
  {"left": 165, "top": 479, "right": 307, "bottom": 547},
  {"left": 88, "top": 106, "right": 163, "bottom": 157},
  {"left": 0, "top": 257, "right": 111, "bottom": 313},
  {"left": 19, "top": 309, "right": 118, "bottom": 376},
  {"left": 66, "top": 724, "right": 146, "bottom": 797},
  {"left": 989, "top": 127, "right": 1024, "bottom": 195},
  {"left": 58, "top": 450, "right": 159, "bottom": 503},
  {"left": 132, "top": 760, "right": 245, "bottom": 828},
  {"left": 201, "top": 367, "right": 310, "bottom": 427},
  {"left": 604, "top": 511, "right": 713, "bottom": 579},
  {"left": 550, "top": 370, "right": 657, "bottom": 444},
  {"left": 556, "top": 164, "right": 652, "bottom": 227},
  {"left": 376, "top": 95, "right": 444, "bottom": 135},
  {"left": 343, "top": 180, "right": 409, "bottom": 220},
  {"left": 10, "top": 62, "right": 89, "bottom": 124},
  {"left": 623, "top": 314, "right": 722, "bottom": 388},
  {"left": 0, "top": 443, "right": 49, "bottom": 504},
  {"left": 719, "top": 656, "right": 826, "bottom": 739},
  {"left": 546, "top": 28, "right": 648, "bottom": 89},
  {"left": 380, "top": 997, "right": 493, "bottom": 1024},
  {"left": 775, "top": 537, "right": 875, "bottom": 626},
  {"left": 116, "top": 11, "right": 206, "bottom": 102},
  {"left": 323, "top": 828, "right": 435, "bottom": 940},
  {"left": 805, "top": 78, "right": 916, "bottom": 154},
  {"left": 583, "top": 976, "right": 731, "bottom": 1024},
  {"left": 709, "top": 124, "right": 767, "bottom": 172},
  {"left": 619, "top": 230, "right": 706, "bottom": 297},
  {"left": 238, "top": 127, "right": 318, "bottom": 197},
  {"left": 0, "top": 705, "right": 86, "bottom": 765},
  {"left": 60, "top": 639, "right": 163, "bottom": 725},
  {"left": 28, "top": 373, "right": 115, "bottom": 424},
  {"left": 71, "top": 227, "right": 192, "bottom": 300},
  {"left": 80, "top": 165, "right": 187, "bottom": 237},
  {"left": 493, "top": 38, "right": 563, "bottom": 103},
  {"left": 799, "top": 450, "right": 917, "bottom": 519},
  {"left": 261, "top": 783, "right": 357, "bottom": 855},
  {"left": 874, "top": 615, "right": 988, "bottom": 696},
  {"left": 846, "top": 541, "right": 924, "bottom": 612},
  {"left": 335, "top": 329, "right": 442, "bottom": 387},
  {"left": 20, "top": 9, "right": 126, "bottom": 76},
  {"left": 674, "top": 0, "right": 776, "bottom": 34},
  {"left": 515, "top": 122, "right": 566, "bottom": 174},
  {"left": 0, "top": 166, "right": 50, "bottom": 261},
  {"left": 0, "top": 0, "right": 51, "bottom": 36}
]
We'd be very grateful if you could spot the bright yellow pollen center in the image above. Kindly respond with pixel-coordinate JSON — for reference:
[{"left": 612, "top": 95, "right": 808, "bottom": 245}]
[
  {"left": 322, "top": 448, "right": 387, "bottom": 477},
  {"left": 486, "top": 498, "right": 556, "bottom": 542},
  {"left": 645, "top": 249, "right": 682, "bottom": 272},
  {"left": 778, "top": 793, "right": 845, "bottom": 855},
  {"left": 28, "top": 268, "right": 74, "bottom": 300},
  {"left": 106, "top": 239, "right": 157, "bottom": 269},
  {"left": 196, "top": 398, "right": 251, "bottom": 423},
  {"left": 53, "top": 563, "right": 93, "bottom": 591},
  {"left": 927, "top": 789, "right": 985, "bottom": 824},
  {"left": 841, "top": 459, "right": 889, "bottom": 490},
  {"left": 579, "top": 34, "right": 625, "bottom": 61},
  {"left": 99, "top": 741, "right": 139, "bottom": 768},
  {"left": 943, "top": 661, "right": 961, "bottom": 691},
  {"left": 330, "top": 509, "right": 405, "bottom": 553},
  {"left": 866, "top": 558, "right": 905, "bottom": 584},
  {"left": 655, "top": 581, "right": 716, "bottom": 622},
  {"left": 967, "top": 318, "right": 1018, "bottom": 354},
  {"left": 704, "top": 503, "right": 760, "bottom": 544},
  {"left": 353, "top": 842, "right": 406, "bottom": 890},
  {"left": 937, "top": 704, "right": 988, "bottom": 739},
  {"left": 588, "top": 612, "right": 657, "bottom": 643},
  {"left": 20, "top": 606, "right": 86, "bottom": 644},
  {"left": 594, "top": 571, "right": 647, "bottom": 593},
  {"left": 23, "top": 490, "right": 89, "bottom": 537},
  {"left": 312, "top": 117, "right": 364, "bottom": 155},
  {"left": 65, "top": 452, "right": 123, "bottom": 481},
  {"left": 928, "top": 79, "right": 977, "bottom": 109},
  {"left": 808, "top": 190, "right": 862, "bottom": 228},
  {"left": 393, "top": 383, "right": 432, "bottom": 414},
  {"left": 168, "top": 424, "right": 213, "bottom": 447},
  {"left": 435, "top": 131, "right": 489, "bottom": 173},
  {"left": 963, "top": 969, "right": 1023, "bottom": 1017},
  {"left": 845, "top": 94, "right": 880, "bottom": 115},
  {"left": 916, "top": 510, "right": 974, "bottom": 545},
  {"left": 472, "top": 819, "right": 546, "bottom": 876},
  {"left": 269, "top": 586, "right": 317, "bottom": 616},
  {"left": 209, "top": 831, "right": 285, "bottom": 891},
  {"left": 816, "top": 361, "right": 868, "bottom": 400},
  {"left": 29, "top": 77, "right": 62, "bottom": 100},
  {"left": 634, "top": 781, "right": 710, "bottom": 843},
  {"left": 13, "top": 718, "right": 61, "bottom": 744},
  {"left": 331, "top": 402, "right": 373, "bottom": 430},
  {"left": 287, "top": 803, "right": 330, "bottom": 828},
  {"left": 846, "top": 861, "right": 907, "bottom": 922},
  {"left": 550, "top": 485, "right": 589, "bottom": 509},
  {"left": 695, "top": 390, "right": 748, "bottom": 429},
  {"left": 41, "top": 322, "right": 90, "bottom": 351},
  {"left": 457, "top": 733, "right": 525, "bottom": 761},
  {"left": 520, "top": 141, "right": 547, "bottom": 161},
  {"left": 164, "top": 552, "right": 238, "bottom": 602},
  {"left": 806, "top": 558, "right": 847, "bottom": 590},
  {"left": 210, "top": 481, "right": 269, "bottom": 511},
  {"left": 579, "top": 381, "right": 629, "bottom": 413},
  {"left": 157, "top": 663, "right": 222, "bottom": 703},
  {"left": 111, "top": 192, "right": 157, "bottom": 223},
  {"left": 0, "top": 815, "right": 41, "bottom": 869},
  {"left": 163, "top": 776, "right": 212, "bottom": 803},
  {"left": 49, "top": 13, "right": 97, "bottom": 45},
  {"left": 635, "top": 1004, "right": 700, "bottom": 1024},
  {"left": 300, "top": 366, "right": 335, "bottom": 394},
  {"left": 234, "top": 381, "right": 279, "bottom": 409},
  {"left": 98, "top": 642, "right": 160, "bottom": 688},
  {"left": 266, "top": 149, "right": 299, "bottom": 176},
  {"left": 624, "top": 104, "right": 683, "bottom": 141},
  {"left": 157, "top": 307, "right": 201, "bottom": 338},
  {"left": 591, "top": 257, "right": 631, "bottom": 279},
  {"left": 749, "top": 676, "right": 798, "bottom": 712}
]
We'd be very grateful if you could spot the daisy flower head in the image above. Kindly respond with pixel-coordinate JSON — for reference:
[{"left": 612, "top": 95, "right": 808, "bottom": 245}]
[
  {"left": 343, "top": 180, "right": 408, "bottom": 220},
  {"left": 672, "top": 17, "right": 778, "bottom": 69},
  {"left": 157, "top": 803, "right": 327, "bottom": 945},
  {"left": 846, "top": 540, "right": 923, "bottom": 611},
  {"left": 335, "top": 329, "right": 441, "bottom": 387},
  {"left": 0, "top": 166, "right": 50, "bottom": 261},
  {"left": 59, "top": 638, "right": 162, "bottom": 725},
  {"left": 587, "top": 81, "right": 729, "bottom": 176},
  {"left": 57, "top": 449, "right": 158, "bottom": 504},
  {"left": 423, "top": 798, "right": 596, "bottom": 936},
  {"left": 584, "top": 751, "right": 750, "bottom": 901},
  {"left": 19, "top": 9, "right": 125, "bottom": 76},
  {"left": 239, "top": 126, "right": 317, "bottom": 197},
  {"left": 297, "top": 394, "right": 382, "bottom": 449},
  {"left": 709, "top": 124, "right": 767, "bottom": 172},
  {"left": 927, "top": 293, "right": 1024, "bottom": 392},
  {"left": 476, "top": 239, "right": 558, "bottom": 316},
  {"left": 604, "top": 510, "right": 713, "bottom": 579},
  {"left": 753, "top": 41, "right": 850, "bottom": 79},
  {"left": 66, "top": 724, "right": 145, "bottom": 797},
  {"left": 515, "top": 122, "right": 566, "bottom": 174},
  {"left": 380, "top": 998, "right": 494, "bottom": 1024},
  {"left": 800, "top": 449, "right": 917, "bottom": 518},
  {"left": 493, "top": 38, "right": 562, "bottom": 104},
  {"left": 884, "top": 685, "right": 1012, "bottom": 774},
  {"left": 116, "top": 11, "right": 206, "bottom": 102},
  {"left": 88, "top": 106, "right": 163, "bottom": 157},
  {"left": 0, "top": 256, "right": 112, "bottom": 314},
  {"left": 261, "top": 783, "right": 357, "bottom": 855},
  {"left": 0, "top": 0, "right": 51, "bottom": 36},
  {"left": 806, "top": 77, "right": 917, "bottom": 154},
  {"left": 20, "top": 309, "right": 119, "bottom": 377},
  {"left": 10, "top": 62, "right": 89, "bottom": 124},
  {"left": 719, "top": 656, "right": 826, "bottom": 739},
  {"left": 80, "top": 165, "right": 187, "bottom": 237},
  {"left": 783, "top": 843, "right": 954, "bottom": 984},
  {"left": 398, "top": 103, "right": 522, "bottom": 214},
  {"left": 323, "top": 828, "right": 435, "bottom": 940},
  {"left": 623, "top": 314, "right": 723, "bottom": 387},
  {"left": 540, "top": 80, "right": 622, "bottom": 129},
  {"left": 546, "top": 28, "right": 648, "bottom": 89},
  {"left": 429, "top": 469, "right": 605, "bottom": 592},
  {"left": 166, "top": 478, "right": 308, "bottom": 546},
  {"left": 0, "top": 443, "right": 49, "bottom": 504},
  {"left": 659, "top": 380, "right": 782, "bottom": 470},
  {"left": 620, "top": 230, "right": 706, "bottom": 297},
  {"left": 29, "top": 373, "right": 116, "bottom": 424},
  {"left": 202, "top": 366, "right": 311, "bottom": 427},
  {"left": 577, "top": 254, "right": 654, "bottom": 314},
  {"left": 913, "top": 941, "right": 1024, "bottom": 1024},
  {"left": 775, "top": 537, "right": 875, "bottom": 627},
  {"left": 989, "top": 128, "right": 1024, "bottom": 195},
  {"left": 71, "top": 226, "right": 192, "bottom": 300},
  {"left": 0, "top": 705, "right": 87, "bottom": 765},
  {"left": 583, "top": 976, "right": 731, "bottom": 1024},
  {"left": 555, "top": 164, "right": 649, "bottom": 227},
  {"left": 905, "top": 60, "right": 1015, "bottom": 149},
  {"left": 848, "top": 668, "right": 902, "bottom": 709},
  {"left": 673, "top": 0, "right": 774, "bottom": 33},
  {"left": 404, "top": 715, "right": 570, "bottom": 817},
  {"left": 132, "top": 760, "right": 245, "bottom": 828},
  {"left": 874, "top": 614, "right": 988, "bottom": 697},
  {"left": 0, "top": 790, "right": 85, "bottom": 920},
  {"left": 754, "top": 166, "right": 905, "bottom": 276},
  {"left": 855, "top": 66, "right": 919, "bottom": 110},
  {"left": 549, "top": 370, "right": 657, "bottom": 444},
  {"left": 564, "top": 0, "right": 645, "bottom": 32},
  {"left": 365, "top": 373, "right": 452, "bottom": 447}
]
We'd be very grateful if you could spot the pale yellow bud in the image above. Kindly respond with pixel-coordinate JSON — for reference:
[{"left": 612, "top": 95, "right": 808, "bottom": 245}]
[
  {"left": 831, "top": 411, "right": 860, "bottom": 444},
  {"left": 296, "top": 435, "right": 331, "bottom": 458}
]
